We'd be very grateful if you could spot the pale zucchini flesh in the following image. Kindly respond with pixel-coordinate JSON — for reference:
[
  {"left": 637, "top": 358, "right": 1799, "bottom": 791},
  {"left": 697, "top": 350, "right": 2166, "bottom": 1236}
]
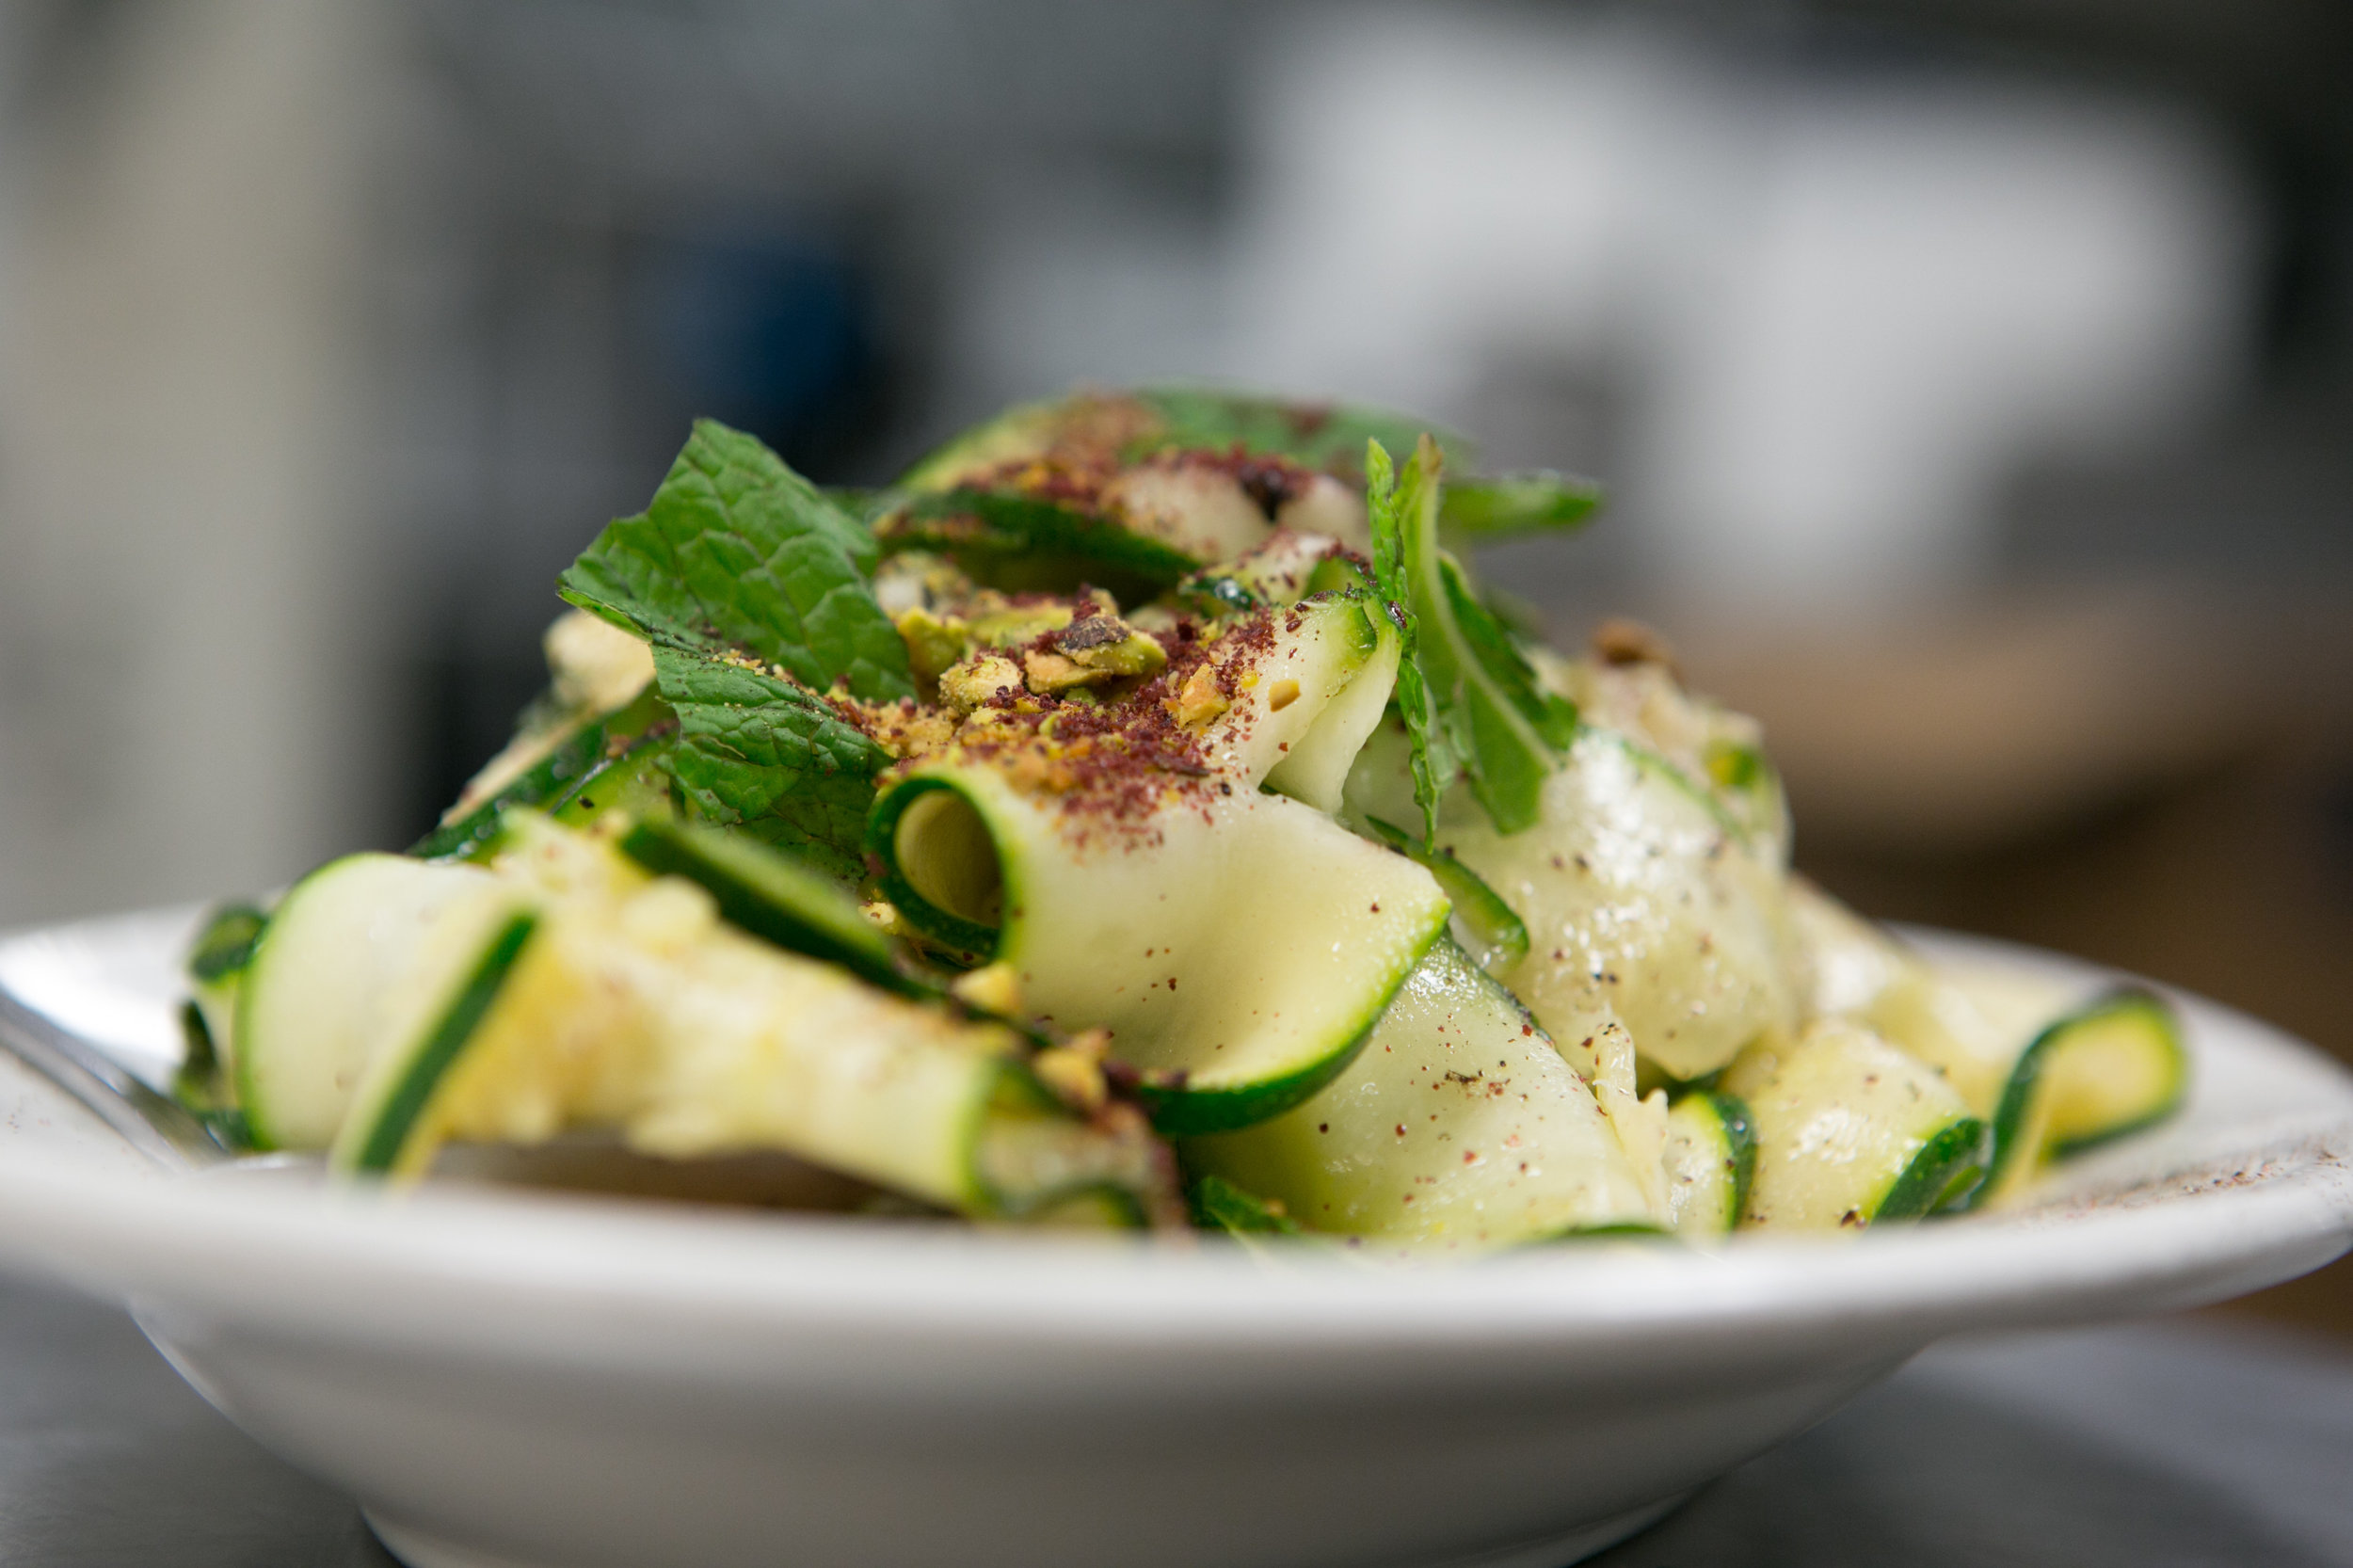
[
  {"left": 1725, "top": 1018, "right": 1984, "bottom": 1229},
  {"left": 330, "top": 824, "right": 1166, "bottom": 1220},
  {"left": 337, "top": 911, "right": 541, "bottom": 1173},
  {"left": 1181, "top": 939, "right": 1663, "bottom": 1248},
  {"left": 1786, "top": 877, "right": 2017, "bottom": 1114},
  {"left": 886, "top": 770, "right": 1449, "bottom": 1134},
  {"left": 1400, "top": 727, "right": 1798, "bottom": 1083},
  {"left": 1661, "top": 1092, "right": 1754, "bottom": 1237},
  {"left": 1258, "top": 604, "right": 1401, "bottom": 815},
  {"left": 1785, "top": 881, "right": 2189, "bottom": 1213},
  {"left": 873, "top": 594, "right": 1448, "bottom": 1134},
  {"left": 1977, "top": 987, "right": 2187, "bottom": 1207},
  {"left": 185, "top": 902, "right": 270, "bottom": 1078},
  {"left": 616, "top": 812, "right": 916, "bottom": 997},
  {"left": 236, "top": 854, "right": 514, "bottom": 1150}
]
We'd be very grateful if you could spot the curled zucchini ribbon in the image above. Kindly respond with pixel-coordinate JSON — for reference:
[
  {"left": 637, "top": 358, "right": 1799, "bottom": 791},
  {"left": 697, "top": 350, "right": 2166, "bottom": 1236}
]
[
  {"left": 870, "top": 594, "right": 1453, "bottom": 1136},
  {"left": 241, "top": 821, "right": 1171, "bottom": 1224}
]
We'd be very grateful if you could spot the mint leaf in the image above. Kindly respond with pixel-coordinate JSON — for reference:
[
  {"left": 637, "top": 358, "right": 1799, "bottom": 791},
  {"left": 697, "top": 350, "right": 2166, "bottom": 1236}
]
[
  {"left": 1371, "top": 435, "right": 1567, "bottom": 838},
  {"left": 560, "top": 420, "right": 912, "bottom": 703},
  {"left": 1134, "top": 387, "right": 1475, "bottom": 481},
  {"left": 1439, "top": 472, "right": 1602, "bottom": 540},
  {"left": 1438, "top": 559, "right": 1579, "bottom": 750},
  {"left": 874, "top": 488, "right": 1202, "bottom": 591},
  {"left": 1365, "top": 440, "right": 1457, "bottom": 845},
  {"left": 1188, "top": 1174, "right": 1303, "bottom": 1237},
  {"left": 652, "top": 646, "right": 888, "bottom": 885}
]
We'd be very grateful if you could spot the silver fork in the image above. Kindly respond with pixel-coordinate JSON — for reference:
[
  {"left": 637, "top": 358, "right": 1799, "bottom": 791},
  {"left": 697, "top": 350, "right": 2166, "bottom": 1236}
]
[{"left": 0, "top": 984, "right": 228, "bottom": 1170}]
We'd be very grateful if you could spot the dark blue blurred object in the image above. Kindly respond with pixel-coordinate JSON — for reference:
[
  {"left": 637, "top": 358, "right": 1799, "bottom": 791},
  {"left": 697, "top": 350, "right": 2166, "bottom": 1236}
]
[{"left": 636, "top": 231, "right": 878, "bottom": 470}]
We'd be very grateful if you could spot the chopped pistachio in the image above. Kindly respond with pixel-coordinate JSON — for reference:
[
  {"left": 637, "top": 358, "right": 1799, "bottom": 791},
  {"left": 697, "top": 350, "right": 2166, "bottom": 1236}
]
[
  {"left": 950, "top": 961, "right": 1024, "bottom": 1017},
  {"left": 1023, "top": 649, "right": 1094, "bottom": 694},
  {"left": 969, "top": 600, "right": 1074, "bottom": 648},
  {"left": 1020, "top": 616, "right": 1167, "bottom": 696},
  {"left": 1056, "top": 617, "right": 1167, "bottom": 677},
  {"left": 938, "top": 653, "right": 1024, "bottom": 714},
  {"left": 894, "top": 606, "right": 972, "bottom": 686},
  {"left": 1168, "top": 663, "right": 1228, "bottom": 728}
]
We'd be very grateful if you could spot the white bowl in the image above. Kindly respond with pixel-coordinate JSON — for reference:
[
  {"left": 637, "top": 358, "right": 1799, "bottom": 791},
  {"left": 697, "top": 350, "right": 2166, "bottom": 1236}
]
[{"left": 0, "top": 908, "right": 2345, "bottom": 1568}]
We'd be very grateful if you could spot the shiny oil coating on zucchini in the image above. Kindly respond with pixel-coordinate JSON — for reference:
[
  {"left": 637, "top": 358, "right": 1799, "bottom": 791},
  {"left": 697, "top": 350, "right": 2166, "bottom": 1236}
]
[
  {"left": 1183, "top": 939, "right": 1663, "bottom": 1248},
  {"left": 312, "top": 819, "right": 1172, "bottom": 1223},
  {"left": 869, "top": 592, "right": 1451, "bottom": 1134},
  {"left": 1401, "top": 727, "right": 1799, "bottom": 1084},
  {"left": 1725, "top": 1018, "right": 1985, "bottom": 1230},
  {"left": 184, "top": 389, "right": 2195, "bottom": 1245}
]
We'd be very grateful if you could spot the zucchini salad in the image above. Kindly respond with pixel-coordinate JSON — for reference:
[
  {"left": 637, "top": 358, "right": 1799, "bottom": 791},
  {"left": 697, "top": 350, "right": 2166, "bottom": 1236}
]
[{"left": 176, "top": 389, "right": 2187, "bottom": 1248}]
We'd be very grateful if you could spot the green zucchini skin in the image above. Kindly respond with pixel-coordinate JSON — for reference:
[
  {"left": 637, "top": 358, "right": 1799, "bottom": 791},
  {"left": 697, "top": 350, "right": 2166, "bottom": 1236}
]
[
  {"left": 616, "top": 814, "right": 921, "bottom": 999},
  {"left": 875, "top": 489, "right": 1204, "bottom": 600},
  {"left": 864, "top": 776, "right": 1006, "bottom": 962},
  {"left": 235, "top": 855, "right": 514, "bottom": 1152},
  {"left": 1182, "top": 938, "right": 1664, "bottom": 1248},
  {"left": 1661, "top": 1091, "right": 1755, "bottom": 1237},
  {"left": 1728, "top": 1018, "right": 1982, "bottom": 1231},
  {"left": 1361, "top": 815, "right": 1530, "bottom": 973},
  {"left": 342, "top": 912, "right": 540, "bottom": 1173},
  {"left": 411, "top": 722, "right": 608, "bottom": 861},
  {"left": 1874, "top": 1116, "right": 1989, "bottom": 1221},
  {"left": 182, "top": 901, "right": 271, "bottom": 1089},
  {"left": 878, "top": 765, "right": 1450, "bottom": 1137},
  {"left": 1187, "top": 1174, "right": 1305, "bottom": 1238},
  {"left": 547, "top": 732, "right": 680, "bottom": 832},
  {"left": 187, "top": 903, "right": 270, "bottom": 986},
  {"left": 412, "top": 687, "right": 669, "bottom": 863},
  {"left": 1975, "top": 987, "right": 2187, "bottom": 1206}
]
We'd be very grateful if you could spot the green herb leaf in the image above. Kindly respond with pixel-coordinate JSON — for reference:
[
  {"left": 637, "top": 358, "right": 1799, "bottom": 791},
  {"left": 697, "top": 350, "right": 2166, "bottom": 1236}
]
[
  {"left": 559, "top": 420, "right": 913, "bottom": 703},
  {"left": 901, "top": 386, "right": 1480, "bottom": 493},
  {"left": 187, "top": 903, "right": 270, "bottom": 984},
  {"left": 1188, "top": 1174, "right": 1304, "bottom": 1237},
  {"left": 874, "top": 488, "right": 1202, "bottom": 594},
  {"left": 1133, "top": 387, "right": 1475, "bottom": 480},
  {"left": 1437, "top": 559, "right": 1579, "bottom": 750},
  {"left": 1370, "top": 435, "right": 1568, "bottom": 838},
  {"left": 1439, "top": 471, "right": 1603, "bottom": 540},
  {"left": 651, "top": 646, "right": 890, "bottom": 885},
  {"left": 1365, "top": 440, "right": 1457, "bottom": 846}
]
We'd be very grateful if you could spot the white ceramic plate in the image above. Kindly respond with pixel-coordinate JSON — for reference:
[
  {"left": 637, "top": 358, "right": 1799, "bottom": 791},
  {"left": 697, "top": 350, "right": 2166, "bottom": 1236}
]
[{"left": 0, "top": 907, "right": 2346, "bottom": 1568}]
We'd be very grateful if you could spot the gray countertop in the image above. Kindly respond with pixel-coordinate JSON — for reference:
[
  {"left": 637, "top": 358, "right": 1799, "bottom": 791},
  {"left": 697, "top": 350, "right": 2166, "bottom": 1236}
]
[{"left": 1, "top": 1276, "right": 2346, "bottom": 1567}]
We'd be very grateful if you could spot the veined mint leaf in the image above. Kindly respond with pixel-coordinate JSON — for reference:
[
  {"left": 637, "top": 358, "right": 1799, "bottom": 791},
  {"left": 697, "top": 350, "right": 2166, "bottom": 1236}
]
[
  {"left": 1134, "top": 387, "right": 1475, "bottom": 481},
  {"left": 1438, "top": 558, "right": 1579, "bottom": 750},
  {"left": 652, "top": 646, "right": 888, "bottom": 885},
  {"left": 1439, "top": 472, "right": 1603, "bottom": 541},
  {"left": 1371, "top": 435, "right": 1569, "bottom": 839},
  {"left": 1366, "top": 440, "right": 1457, "bottom": 846},
  {"left": 560, "top": 420, "right": 913, "bottom": 704}
]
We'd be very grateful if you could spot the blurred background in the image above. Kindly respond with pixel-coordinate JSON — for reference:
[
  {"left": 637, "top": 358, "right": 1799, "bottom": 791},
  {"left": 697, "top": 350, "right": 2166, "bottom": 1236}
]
[{"left": 0, "top": 0, "right": 2346, "bottom": 1325}]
